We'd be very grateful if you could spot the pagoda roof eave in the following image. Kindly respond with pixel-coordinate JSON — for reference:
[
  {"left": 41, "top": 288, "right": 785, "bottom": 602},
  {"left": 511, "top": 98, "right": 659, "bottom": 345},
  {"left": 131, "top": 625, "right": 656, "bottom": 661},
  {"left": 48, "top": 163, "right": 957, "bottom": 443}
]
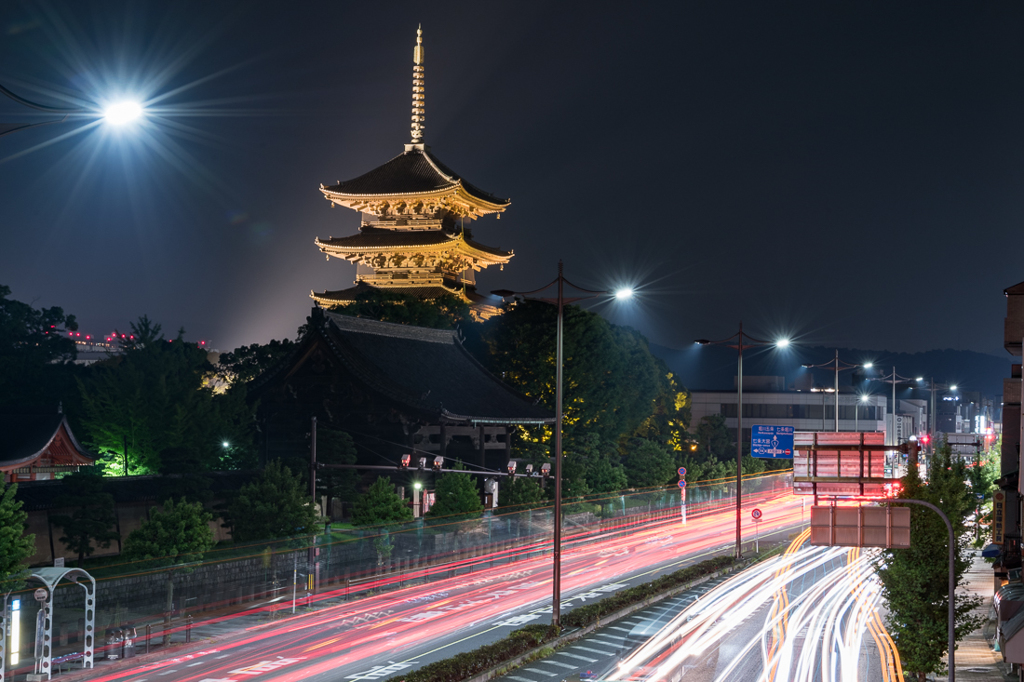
[
  {"left": 320, "top": 184, "right": 509, "bottom": 218},
  {"left": 314, "top": 234, "right": 512, "bottom": 261}
]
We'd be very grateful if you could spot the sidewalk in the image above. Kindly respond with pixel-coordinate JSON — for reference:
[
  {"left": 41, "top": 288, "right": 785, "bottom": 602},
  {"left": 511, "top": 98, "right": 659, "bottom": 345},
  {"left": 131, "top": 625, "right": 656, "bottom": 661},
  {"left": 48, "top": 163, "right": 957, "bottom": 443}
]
[{"left": 937, "top": 550, "right": 1014, "bottom": 682}]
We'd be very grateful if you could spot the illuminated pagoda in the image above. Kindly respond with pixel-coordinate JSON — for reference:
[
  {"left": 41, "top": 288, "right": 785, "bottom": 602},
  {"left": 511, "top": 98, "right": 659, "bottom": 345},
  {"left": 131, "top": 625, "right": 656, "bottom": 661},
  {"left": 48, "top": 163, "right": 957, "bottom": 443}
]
[{"left": 312, "top": 26, "right": 512, "bottom": 320}]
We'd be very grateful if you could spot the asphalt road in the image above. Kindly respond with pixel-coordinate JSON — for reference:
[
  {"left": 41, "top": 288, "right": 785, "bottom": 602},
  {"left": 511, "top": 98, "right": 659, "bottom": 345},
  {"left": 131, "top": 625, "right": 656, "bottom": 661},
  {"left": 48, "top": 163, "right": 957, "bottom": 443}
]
[{"left": 63, "top": 491, "right": 809, "bottom": 682}]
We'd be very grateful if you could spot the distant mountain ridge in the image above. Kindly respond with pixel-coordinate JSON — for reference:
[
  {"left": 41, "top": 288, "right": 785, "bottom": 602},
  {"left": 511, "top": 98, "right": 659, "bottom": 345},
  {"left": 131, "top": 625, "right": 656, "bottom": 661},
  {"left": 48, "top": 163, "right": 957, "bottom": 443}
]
[{"left": 649, "top": 342, "right": 1012, "bottom": 399}]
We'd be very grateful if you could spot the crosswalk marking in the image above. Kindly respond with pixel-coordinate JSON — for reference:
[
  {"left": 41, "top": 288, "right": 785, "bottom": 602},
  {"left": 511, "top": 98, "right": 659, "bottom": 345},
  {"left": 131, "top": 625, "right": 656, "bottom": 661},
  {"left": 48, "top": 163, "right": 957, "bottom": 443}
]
[
  {"left": 571, "top": 645, "right": 615, "bottom": 656},
  {"left": 535, "top": 660, "right": 577, "bottom": 670},
  {"left": 607, "top": 626, "right": 632, "bottom": 633},
  {"left": 558, "top": 652, "right": 597, "bottom": 663},
  {"left": 505, "top": 676, "right": 537, "bottom": 682}
]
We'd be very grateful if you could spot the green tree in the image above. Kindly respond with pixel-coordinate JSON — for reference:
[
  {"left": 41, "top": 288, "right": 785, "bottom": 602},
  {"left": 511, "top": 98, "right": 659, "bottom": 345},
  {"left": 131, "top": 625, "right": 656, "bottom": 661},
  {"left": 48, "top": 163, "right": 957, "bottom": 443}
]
[
  {"left": 427, "top": 465, "right": 483, "bottom": 521},
  {"left": 481, "top": 301, "right": 664, "bottom": 447},
  {"left": 0, "top": 480, "right": 34, "bottom": 594},
  {"left": 875, "top": 441, "right": 984, "bottom": 681},
  {"left": 563, "top": 433, "right": 627, "bottom": 495},
  {"left": 228, "top": 460, "right": 318, "bottom": 542},
  {"left": 122, "top": 498, "right": 215, "bottom": 644},
  {"left": 50, "top": 471, "right": 120, "bottom": 565},
  {"left": 332, "top": 288, "right": 472, "bottom": 330},
  {"left": 631, "top": 371, "right": 692, "bottom": 455},
  {"left": 622, "top": 438, "right": 676, "bottom": 488},
  {"left": 77, "top": 316, "right": 256, "bottom": 474},
  {"left": 500, "top": 476, "right": 547, "bottom": 510},
  {"left": 217, "top": 338, "right": 296, "bottom": 384},
  {"left": 352, "top": 477, "right": 413, "bottom": 526},
  {"left": 0, "top": 284, "right": 81, "bottom": 410}
]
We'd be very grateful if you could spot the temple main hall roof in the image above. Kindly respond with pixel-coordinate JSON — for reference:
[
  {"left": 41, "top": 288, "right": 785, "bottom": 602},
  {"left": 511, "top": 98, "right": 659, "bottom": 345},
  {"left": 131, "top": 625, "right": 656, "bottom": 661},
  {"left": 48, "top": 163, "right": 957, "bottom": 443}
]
[
  {"left": 252, "top": 309, "right": 552, "bottom": 426},
  {"left": 321, "top": 148, "right": 509, "bottom": 209}
]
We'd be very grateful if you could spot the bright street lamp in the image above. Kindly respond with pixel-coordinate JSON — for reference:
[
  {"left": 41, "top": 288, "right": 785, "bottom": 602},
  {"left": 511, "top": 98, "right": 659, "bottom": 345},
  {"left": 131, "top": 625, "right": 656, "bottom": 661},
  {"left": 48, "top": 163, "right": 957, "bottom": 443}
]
[
  {"left": 694, "top": 324, "right": 790, "bottom": 559},
  {"left": 492, "top": 261, "right": 634, "bottom": 628},
  {"left": 801, "top": 351, "right": 867, "bottom": 431},
  {"left": 103, "top": 100, "right": 144, "bottom": 125}
]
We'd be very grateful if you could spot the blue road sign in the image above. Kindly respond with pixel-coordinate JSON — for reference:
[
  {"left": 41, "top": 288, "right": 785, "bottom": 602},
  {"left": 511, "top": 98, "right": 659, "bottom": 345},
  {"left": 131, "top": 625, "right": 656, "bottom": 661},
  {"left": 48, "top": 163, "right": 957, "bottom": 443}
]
[
  {"left": 678, "top": 480, "right": 687, "bottom": 488},
  {"left": 677, "top": 467, "right": 687, "bottom": 477},
  {"left": 751, "top": 425, "right": 794, "bottom": 459}
]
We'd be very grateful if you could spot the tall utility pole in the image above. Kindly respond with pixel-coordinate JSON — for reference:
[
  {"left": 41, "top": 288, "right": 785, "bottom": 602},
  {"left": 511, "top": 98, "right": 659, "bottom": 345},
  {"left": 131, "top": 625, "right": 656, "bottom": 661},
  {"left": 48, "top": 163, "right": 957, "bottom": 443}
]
[
  {"left": 801, "top": 350, "right": 864, "bottom": 432},
  {"left": 493, "top": 263, "right": 633, "bottom": 628},
  {"left": 696, "top": 326, "right": 790, "bottom": 559}
]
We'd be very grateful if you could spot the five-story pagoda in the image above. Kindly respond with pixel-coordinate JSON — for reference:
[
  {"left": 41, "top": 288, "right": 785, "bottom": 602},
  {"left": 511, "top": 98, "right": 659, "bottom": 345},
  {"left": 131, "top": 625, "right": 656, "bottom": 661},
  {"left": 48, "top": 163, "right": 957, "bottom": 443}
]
[{"left": 312, "top": 26, "right": 512, "bottom": 320}]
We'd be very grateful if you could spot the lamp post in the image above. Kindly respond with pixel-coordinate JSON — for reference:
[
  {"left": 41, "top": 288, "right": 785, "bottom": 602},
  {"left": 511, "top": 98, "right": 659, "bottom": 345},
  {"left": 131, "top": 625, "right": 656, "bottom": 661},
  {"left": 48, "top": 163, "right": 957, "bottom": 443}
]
[
  {"left": 493, "top": 261, "right": 633, "bottom": 628},
  {"left": 695, "top": 324, "right": 789, "bottom": 559},
  {"left": 917, "top": 377, "right": 958, "bottom": 453},
  {"left": 801, "top": 350, "right": 863, "bottom": 431}
]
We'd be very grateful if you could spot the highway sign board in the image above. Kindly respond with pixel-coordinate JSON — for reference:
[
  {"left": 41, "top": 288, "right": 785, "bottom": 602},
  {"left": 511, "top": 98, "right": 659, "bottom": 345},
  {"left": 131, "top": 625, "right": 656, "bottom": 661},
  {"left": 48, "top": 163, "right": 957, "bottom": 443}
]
[
  {"left": 751, "top": 508, "right": 762, "bottom": 520},
  {"left": 751, "top": 425, "right": 794, "bottom": 459}
]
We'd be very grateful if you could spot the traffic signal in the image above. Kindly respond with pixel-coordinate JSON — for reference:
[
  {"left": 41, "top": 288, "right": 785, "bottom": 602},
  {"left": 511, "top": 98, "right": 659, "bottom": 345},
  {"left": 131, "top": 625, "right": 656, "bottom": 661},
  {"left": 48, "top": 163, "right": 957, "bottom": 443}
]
[
  {"left": 400, "top": 454, "right": 411, "bottom": 468},
  {"left": 920, "top": 434, "right": 931, "bottom": 448}
]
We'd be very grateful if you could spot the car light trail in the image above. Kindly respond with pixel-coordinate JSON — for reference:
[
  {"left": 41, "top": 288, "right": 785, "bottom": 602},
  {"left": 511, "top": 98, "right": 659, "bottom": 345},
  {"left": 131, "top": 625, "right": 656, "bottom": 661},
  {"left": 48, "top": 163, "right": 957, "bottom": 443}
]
[{"left": 613, "top": 533, "right": 901, "bottom": 682}]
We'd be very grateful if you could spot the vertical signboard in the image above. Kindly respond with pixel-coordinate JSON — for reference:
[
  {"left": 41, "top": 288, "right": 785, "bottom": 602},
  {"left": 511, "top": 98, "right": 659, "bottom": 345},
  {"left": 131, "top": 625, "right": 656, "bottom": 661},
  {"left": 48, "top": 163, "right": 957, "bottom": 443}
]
[{"left": 994, "top": 490, "right": 1006, "bottom": 545}]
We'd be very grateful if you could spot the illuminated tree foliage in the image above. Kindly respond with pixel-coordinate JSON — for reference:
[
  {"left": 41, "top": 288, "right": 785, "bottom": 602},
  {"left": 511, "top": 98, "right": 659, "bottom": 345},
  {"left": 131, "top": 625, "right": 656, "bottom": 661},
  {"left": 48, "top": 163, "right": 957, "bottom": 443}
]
[
  {"left": 0, "top": 480, "right": 34, "bottom": 593},
  {"left": 874, "top": 442, "right": 984, "bottom": 681},
  {"left": 481, "top": 300, "right": 670, "bottom": 446},
  {"left": 77, "top": 316, "right": 256, "bottom": 474}
]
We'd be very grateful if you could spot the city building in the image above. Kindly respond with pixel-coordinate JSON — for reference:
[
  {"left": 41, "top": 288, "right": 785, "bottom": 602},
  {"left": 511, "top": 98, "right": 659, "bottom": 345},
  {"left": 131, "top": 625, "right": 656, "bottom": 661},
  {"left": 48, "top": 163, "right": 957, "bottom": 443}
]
[
  {"left": 1000, "top": 281, "right": 1023, "bottom": 569},
  {"left": 689, "top": 377, "right": 889, "bottom": 443},
  {"left": 311, "top": 27, "right": 513, "bottom": 321}
]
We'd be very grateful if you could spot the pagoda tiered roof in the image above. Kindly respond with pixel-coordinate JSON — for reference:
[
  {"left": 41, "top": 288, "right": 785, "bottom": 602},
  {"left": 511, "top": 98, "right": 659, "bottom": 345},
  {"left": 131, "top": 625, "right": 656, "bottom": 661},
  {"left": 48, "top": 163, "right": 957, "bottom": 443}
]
[
  {"left": 315, "top": 228, "right": 511, "bottom": 261},
  {"left": 320, "top": 146, "right": 510, "bottom": 220}
]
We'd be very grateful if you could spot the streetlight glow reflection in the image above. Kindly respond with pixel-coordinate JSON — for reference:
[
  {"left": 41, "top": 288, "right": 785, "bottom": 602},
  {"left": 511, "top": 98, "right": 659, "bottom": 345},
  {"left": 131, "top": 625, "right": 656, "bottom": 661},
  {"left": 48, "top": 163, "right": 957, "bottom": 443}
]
[{"left": 103, "top": 100, "right": 144, "bottom": 125}]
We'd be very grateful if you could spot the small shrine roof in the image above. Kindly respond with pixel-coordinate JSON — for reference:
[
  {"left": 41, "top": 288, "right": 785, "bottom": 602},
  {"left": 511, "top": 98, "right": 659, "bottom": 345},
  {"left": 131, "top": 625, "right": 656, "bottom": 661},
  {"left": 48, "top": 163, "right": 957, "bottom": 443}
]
[
  {"left": 323, "top": 147, "right": 509, "bottom": 207},
  {"left": 0, "top": 412, "right": 95, "bottom": 468}
]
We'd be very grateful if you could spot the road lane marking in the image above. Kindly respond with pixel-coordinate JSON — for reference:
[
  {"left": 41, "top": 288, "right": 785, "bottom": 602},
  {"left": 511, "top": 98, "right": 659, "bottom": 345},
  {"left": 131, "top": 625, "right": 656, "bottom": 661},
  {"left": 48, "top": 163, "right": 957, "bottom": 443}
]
[
  {"left": 558, "top": 652, "right": 597, "bottom": 663},
  {"left": 523, "top": 668, "right": 559, "bottom": 677},
  {"left": 505, "top": 676, "right": 538, "bottom": 682},
  {"left": 571, "top": 645, "right": 615, "bottom": 656},
  {"left": 215, "top": 654, "right": 230, "bottom": 659},
  {"left": 607, "top": 626, "right": 632, "bottom": 633},
  {"left": 188, "top": 662, "right": 204, "bottom": 667},
  {"left": 535, "top": 660, "right": 577, "bottom": 670},
  {"left": 157, "top": 671, "right": 177, "bottom": 676}
]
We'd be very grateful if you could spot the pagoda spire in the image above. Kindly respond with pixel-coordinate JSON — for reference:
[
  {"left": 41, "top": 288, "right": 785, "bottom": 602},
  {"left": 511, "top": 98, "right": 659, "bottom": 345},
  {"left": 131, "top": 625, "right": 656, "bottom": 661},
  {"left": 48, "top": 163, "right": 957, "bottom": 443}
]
[{"left": 410, "top": 25, "right": 425, "bottom": 145}]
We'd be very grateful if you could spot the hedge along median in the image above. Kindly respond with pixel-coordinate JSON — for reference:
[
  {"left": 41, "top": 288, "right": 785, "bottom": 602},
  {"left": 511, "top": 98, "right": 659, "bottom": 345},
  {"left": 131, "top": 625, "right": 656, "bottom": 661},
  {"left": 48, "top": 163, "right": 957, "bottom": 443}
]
[{"left": 386, "top": 554, "right": 739, "bottom": 682}]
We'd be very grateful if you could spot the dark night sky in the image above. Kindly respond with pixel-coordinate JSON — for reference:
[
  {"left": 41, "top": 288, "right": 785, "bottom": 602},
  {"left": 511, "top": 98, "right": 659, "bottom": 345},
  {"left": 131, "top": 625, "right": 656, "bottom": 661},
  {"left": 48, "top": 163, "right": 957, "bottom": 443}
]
[{"left": 2, "top": 2, "right": 1023, "bottom": 362}]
